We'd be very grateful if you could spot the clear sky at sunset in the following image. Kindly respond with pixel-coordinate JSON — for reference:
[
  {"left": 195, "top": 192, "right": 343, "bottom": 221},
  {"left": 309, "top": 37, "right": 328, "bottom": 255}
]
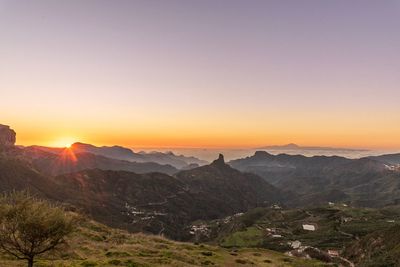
[{"left": 1, "top": 0, "right": 399, "bottom": 149}]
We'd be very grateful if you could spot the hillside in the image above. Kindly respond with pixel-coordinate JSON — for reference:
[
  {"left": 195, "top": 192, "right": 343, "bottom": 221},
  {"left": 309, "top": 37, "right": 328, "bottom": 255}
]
[
  {"left": 27, "top": 143, "right": 207, "bottom": 170},
  {"left": 343, "top": 225, "right": 400, "bottom": 266},
  {"left": 367, "top": 153, "right": 400, "bottom": 165},
  {"left": 0, "top": 213, "right": 327, "bottom": 267},
  {"left": 229, "top": 151, "right": 400, "bottom": 207},
  {"left": 51, "top": 155, "right": 281, "bottom": 240},
  {"left": 0, "top": 155, "right": 57, "bottom": 198},
  {"left": 186, "top": 205, "right": 400, "bottom": 265},
  {"left": 175, "top": 155, "right": 282, "bottom": 216},
  {"left": 70, "top": 142, "right": 208, "bottom": 169},
  {"left": 3, "top": 124, "right": 400, "bottom": 265},
  {"left": 0, "top": 135, "right": 282, "bottom": 242},
  {"left": 22, "top": 146, "right": 178, "bottom": 176}
]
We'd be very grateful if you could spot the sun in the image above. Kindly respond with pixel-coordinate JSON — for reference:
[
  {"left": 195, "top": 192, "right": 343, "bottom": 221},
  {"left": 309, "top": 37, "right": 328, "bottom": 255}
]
[{"left": 51, "top": 138, "right": 77, "bottom": 148}]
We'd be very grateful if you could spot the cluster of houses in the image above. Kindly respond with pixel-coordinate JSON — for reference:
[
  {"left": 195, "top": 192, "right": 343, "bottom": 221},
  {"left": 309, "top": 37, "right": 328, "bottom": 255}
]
[
  {"left": 262, "top": 222, "right": 317, "bottom": 238},
  {"left": 384, "top": 164, "right": 400, "bottom": 171},
  {"left": 260, "top": 222, "right": 317, "bottom": 242},
  {"left": 263, "top": 227, "right": 283, "bottom": 238},
  {"left": 270, "top": 204, "right": 282, "bottom": 210},
  {"left": 124, "top": 202, "right": 167, "bottom": 222},
  {"left": 189, "top": 224, "right": 210, "bottom": 236},
  {"left": 328, "top": 201, "right": 349, "bottom": 207},
  {"left": 286, "top": 240, "right": 340, "bottom": 260},
  {"left": 264, "top": 221, "right": 343, "bottom": 260}
]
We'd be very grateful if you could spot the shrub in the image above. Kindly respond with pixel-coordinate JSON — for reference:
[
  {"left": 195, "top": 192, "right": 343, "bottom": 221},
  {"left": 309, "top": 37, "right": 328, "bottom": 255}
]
[{"left": 0, "top": 191, "right": 75, "bottom": 267}]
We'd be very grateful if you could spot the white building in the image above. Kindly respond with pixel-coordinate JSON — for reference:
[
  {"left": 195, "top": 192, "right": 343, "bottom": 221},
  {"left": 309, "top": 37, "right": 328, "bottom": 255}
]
[
  {"left": 302, "top": 224, "right": 316, "bottom": 231},
  {"left": 328, "top": 250, "right": 339, "bottom": 257},
  {"left": 289, "top": 240, "right": 302, "bottom": 249}
]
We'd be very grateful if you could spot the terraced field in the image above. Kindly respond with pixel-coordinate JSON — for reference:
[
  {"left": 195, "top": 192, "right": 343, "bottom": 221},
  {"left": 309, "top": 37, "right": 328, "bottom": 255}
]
[{"left": 187, "top": 205, "right": 400, "bottom": 266}]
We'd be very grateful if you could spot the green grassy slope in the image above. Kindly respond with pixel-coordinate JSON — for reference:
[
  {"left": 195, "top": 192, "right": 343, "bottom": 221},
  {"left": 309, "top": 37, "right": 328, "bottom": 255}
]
[
  {"left": 194, "top": 205, "right": 400, "bottom": 252},
  {"left": 343, "top": 225, "right": 400, "bottom": 267},
  {"left": 0, "top": 214, "right": 327, "bottom": 267}
]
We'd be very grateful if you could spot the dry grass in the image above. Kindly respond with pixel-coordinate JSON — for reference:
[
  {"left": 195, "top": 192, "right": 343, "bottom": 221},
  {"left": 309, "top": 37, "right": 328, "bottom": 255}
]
[{"left": 0, "top": 214, "right": 328, "bottom": 267}]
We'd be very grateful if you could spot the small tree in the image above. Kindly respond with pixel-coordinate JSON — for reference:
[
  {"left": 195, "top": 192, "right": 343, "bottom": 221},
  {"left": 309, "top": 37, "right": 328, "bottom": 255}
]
[{"left": 0, "top": 191, "right": 74, "bottom": 267}]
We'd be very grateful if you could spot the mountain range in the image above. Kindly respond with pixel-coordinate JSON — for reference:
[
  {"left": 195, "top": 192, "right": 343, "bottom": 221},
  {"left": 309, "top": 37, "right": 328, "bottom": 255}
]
[
  {"left": 0, "top": 125, "right": 281, "bottom": 240},
  {"left": 229, "top": 151, "right": 400, "bottom": 207},
  {"left": 51, "top": 155, "right": 280, "bottom": 239},
  {"left": 71, "top": 142, "right": 208, "bottom": 169},
  {"left": 0, "top": 152, "right": 281, "bottom": 240},
  {"left": 24, "top": 142, "right": 208, "bottom": 170},
  {"left": 21, "top": 146, "right": 179, "bottom": 176},
  {"left": 258, "top": 143, "right": 368, "bottom": 152},
  {"left": 2, "top": 124, "right": 400, "bottom": 265}
]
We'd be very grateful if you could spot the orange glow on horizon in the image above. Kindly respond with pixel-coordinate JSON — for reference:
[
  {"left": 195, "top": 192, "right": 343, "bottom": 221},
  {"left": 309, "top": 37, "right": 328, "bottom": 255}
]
[
  {"left": 13, "top": 131, "right": 400, "bottom": 151},
  {"left": 50, "top": 138, "right": 77, "bottom": 148},
  {"left": 6, "top": 109, "right": 400, "bottom": 151}
]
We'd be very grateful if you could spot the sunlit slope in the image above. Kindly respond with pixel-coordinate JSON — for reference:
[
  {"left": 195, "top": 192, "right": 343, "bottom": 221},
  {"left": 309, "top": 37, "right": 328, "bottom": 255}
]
[{"left": 0, "top": 214, "right": 328, "bottom": 267}]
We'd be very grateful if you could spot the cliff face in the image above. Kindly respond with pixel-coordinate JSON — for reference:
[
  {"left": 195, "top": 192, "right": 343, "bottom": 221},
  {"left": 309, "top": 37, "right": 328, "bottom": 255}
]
[{"left": 0, "top": 124, "right": 16, "bottom": 147}]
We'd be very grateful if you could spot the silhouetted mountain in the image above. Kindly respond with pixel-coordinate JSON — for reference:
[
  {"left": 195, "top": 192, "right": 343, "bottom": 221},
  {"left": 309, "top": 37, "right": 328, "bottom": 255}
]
[
  {"left": 229, "top": 151, "right": 400, "bottom": 207},
  {"left": 70, "top": 142, "right": 208, "bottom": 169},
  {"left": 367, "top": 153, "right": 400, "bottom": 165},
  {"left": 22, "top": 146, "right": 178, "bottom": 176},
  {"left": 0, "top": 145, "right": 281, "bottom": 240},
  {"left": 259, "top": 143, "right": 368, "bottom": 152},
  {"left": 27, "top": 143, "right": 207, "bottom": 169},
  {"left": 50, "top": 155, "right": 281, "bottom": 239},
  {"left": 139, "top": 150, "right": 209, "bottom": 169},
  {"left": 176, "top": 154, "right": 281, "bottom": 216},
  {"left": 0, "top": 155, "right": 57, "bottom": 198},
  {"left": 71, "top": 142, "right": 138, "bottom": 160},
  {"left": 3, "top": 123, "right": 400, "bottom": 249},
  {"left": 179, "top": 163, "right": 200, "bottom": 170}
]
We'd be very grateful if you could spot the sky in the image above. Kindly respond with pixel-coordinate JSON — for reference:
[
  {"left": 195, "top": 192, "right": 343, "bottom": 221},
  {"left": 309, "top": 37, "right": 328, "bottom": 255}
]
[{"left": 0, "top": 0, "right": 399, "bottom": 149}]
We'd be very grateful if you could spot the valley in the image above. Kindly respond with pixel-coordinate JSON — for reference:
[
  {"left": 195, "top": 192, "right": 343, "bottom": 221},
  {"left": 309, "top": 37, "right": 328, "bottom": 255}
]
[
  {"left": 0, "top": 211, "right": 327, "bottom": 267},
  {"left": 2, "top": 1, "right": 399, "bottom": 266},
  {"left": 185, "top": 205, "right": 400, "bottom": 265},
  {"left": 1, "top": 125, "right": 400, "bottom": 266}
]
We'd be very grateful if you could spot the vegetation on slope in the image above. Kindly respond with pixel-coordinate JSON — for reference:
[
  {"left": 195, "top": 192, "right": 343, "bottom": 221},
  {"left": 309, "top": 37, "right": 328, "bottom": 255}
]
[
  {"left": 0, "top": 214, "right": 328, "bottom": 267},
  {"left": 186, "top": 205, "right": 400, "bottom": 266},
  {"left": 344, "top": 225, "right": 400, "bottom": 267}
]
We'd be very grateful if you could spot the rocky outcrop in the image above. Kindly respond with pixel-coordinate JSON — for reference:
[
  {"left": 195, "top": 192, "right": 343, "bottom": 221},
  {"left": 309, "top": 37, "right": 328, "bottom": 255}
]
[
  {"left": 211, "top": 153, "right": 225, "bottom": 167},
  {"left": 0, "top": 124, "right": 16, "bottom": 147}
]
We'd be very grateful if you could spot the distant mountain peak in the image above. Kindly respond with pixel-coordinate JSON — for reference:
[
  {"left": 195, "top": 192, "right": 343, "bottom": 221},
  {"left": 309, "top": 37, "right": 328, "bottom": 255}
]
[
  {"left": 259, "top": 143, "right": 367, "bottom": 152},
  {"left": 254, "top": 151, "right": 273, "bottom": 157},
  {"left": 68, "top": 142, "right": 207, "bottom": 169},
  {"left": 211, "top": 154, "right": 225, "bottom": 166},
  {"left": 258, "top": 143, "right": 300, "bottom": 150},
  {"left": 71, "top": 142, "right": 90, "bottom": 147},
  {"left": 284, "top": 143, "right": 300, "bottom": 149}
]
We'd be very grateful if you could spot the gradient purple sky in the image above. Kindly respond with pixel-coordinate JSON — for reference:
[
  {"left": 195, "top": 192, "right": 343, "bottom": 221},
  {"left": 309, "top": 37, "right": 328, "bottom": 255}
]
[{"left": 1, "top": 0, "right": 399, "bottom": 149}]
